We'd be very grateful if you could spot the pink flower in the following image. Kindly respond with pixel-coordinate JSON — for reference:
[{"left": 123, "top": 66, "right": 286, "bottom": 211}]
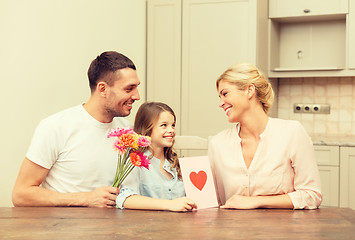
[
  {"left": 139, "top": 153, "right": 151, "bottom": 170},
  {"left": 138, "top": 136, "right": 151, "bottom": 148},
  {"left": 107, "top": 127, "right": 135, "bottom": 138},
  {"left": 113, "top": 140, "right": 127, "bottom": 154}
]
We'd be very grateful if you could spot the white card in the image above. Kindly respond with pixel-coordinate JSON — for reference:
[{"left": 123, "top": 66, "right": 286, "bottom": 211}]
[{"left": 179, "top": 156, "right": 218, "bottom": 209}]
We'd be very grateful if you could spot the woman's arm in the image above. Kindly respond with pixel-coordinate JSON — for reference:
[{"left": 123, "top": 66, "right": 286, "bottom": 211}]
[
  {"left": 123, "top": 195, "right": 197, "bottom": 212},
  {"left": 287, "top": 122, "right": 323, "bottom": 209},
  {"left": 221, "top": 194, "right": 293, "bottom": 209}
]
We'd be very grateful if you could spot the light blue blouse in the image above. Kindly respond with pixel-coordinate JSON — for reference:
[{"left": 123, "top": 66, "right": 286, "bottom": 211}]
[{"left": 116, "top": 151, "right": 186, "bottom": 209}]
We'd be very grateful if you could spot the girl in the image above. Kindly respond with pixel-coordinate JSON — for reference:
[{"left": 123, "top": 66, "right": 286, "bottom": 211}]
[
  {"left": 116, "top": 102, "right": 197, "bottom": 211},
  {"left": 209, "top": 63, "right": 322, "bottom": 210}
]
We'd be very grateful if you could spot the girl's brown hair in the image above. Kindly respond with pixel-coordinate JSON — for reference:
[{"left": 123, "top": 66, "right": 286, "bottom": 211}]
[{"left": 134, "top": 102, "right": 181, "bottom": 179}]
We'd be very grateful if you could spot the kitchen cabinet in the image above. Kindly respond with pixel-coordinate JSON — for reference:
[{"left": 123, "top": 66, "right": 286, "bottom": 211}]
[
  {"left": 268, "top": 0, "right": 355, "bottom": 78},
  {"left": 340, "top": 147, "right": 355, "bottom": 209},
  {"left": 314, "top": 145, "right": 340, "bottom": 207},
  {"left": 147, "top": 0, "right": 269, "bottom": 138},
  {"left": 349, "top": 0, "right": 355, "bottom": 69},
  {"left": 314, "top": 145, "right": 355, "bottom": 209},
  {"left": 269, "top": 0, "right": 348, "bottom": 19},
  {"left": 146, "top": 0, "right": 182, "bottom": 133}
]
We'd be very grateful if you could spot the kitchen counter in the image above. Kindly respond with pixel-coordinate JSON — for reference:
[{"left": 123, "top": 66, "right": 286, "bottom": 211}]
[{"left": 311, "top": 135, "right": 355, "bottom": 147}]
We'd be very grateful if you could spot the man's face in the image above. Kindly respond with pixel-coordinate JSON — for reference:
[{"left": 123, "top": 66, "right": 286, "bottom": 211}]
[{"left": 104, "top": 68, "right": 140, "bottom": 118}]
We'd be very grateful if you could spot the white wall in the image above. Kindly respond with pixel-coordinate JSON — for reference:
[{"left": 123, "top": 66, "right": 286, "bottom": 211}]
[{"left": 0, "top": 0, "right": 146, "bottom": 207}]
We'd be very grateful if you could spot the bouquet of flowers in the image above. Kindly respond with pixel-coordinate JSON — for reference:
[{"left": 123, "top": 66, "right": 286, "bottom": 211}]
[{"left": 107, "top": 127, "right": 151, "bottom": 188}]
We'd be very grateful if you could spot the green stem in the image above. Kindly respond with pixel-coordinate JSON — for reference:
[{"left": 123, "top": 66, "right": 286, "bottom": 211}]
[{"left": 112, "top": 149, "right": 130, "bottom": 187}]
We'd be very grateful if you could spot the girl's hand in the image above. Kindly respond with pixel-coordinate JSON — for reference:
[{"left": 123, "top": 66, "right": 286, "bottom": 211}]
[
  {"left": 221, "top": 195, "right": 260, "bottom": 209},
  {"left": 167, "top": 197, "right": 197, "bottom": 212}
]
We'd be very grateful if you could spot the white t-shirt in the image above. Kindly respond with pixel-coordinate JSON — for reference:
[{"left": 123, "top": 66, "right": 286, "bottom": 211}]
[{"left": 26, "top": 105, "right": 131, "bottom": 193}]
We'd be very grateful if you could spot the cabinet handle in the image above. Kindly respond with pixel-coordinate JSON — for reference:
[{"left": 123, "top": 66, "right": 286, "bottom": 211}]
[
  {"left": 304, "top": 9, "right": 311, "bottom": 13},
  {"left": 297, "top": 50, "right": 303, "bottom": 59}
]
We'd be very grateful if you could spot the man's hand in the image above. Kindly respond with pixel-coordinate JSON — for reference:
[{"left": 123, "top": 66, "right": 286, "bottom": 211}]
[{"left": 85, "top": 186, "right": 120, "bottom": 208}]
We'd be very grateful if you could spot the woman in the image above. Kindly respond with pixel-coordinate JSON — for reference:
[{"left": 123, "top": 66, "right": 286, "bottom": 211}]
[{"left": 208, "top": 63, "right": 322, "bottom": 209}]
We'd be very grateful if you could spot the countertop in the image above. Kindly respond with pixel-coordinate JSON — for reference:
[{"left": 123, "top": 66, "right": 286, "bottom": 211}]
[{"left": 311, "top": 135, "right": 355, "bottom": 147}]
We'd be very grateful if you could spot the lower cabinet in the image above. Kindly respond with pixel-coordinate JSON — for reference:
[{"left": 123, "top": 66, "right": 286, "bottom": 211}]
[
  {"left": 314, "top": 145, "right": 355, "bottom": 209},
  {"left": 340, "top": 147, "right": 355, "bottom": 209},
  {"left": 314, "top": 145, "right": 340, "bottom": 207}
]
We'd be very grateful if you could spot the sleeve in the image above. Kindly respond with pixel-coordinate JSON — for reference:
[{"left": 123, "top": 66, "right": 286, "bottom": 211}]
[
  {"left": 116, "top": 166, "right": 140, "bottom": 209},
  {"left": 287, "top": 121, "right": 323, "bottom": 209},
  {"left": 25, "top": 119, "right": 60, "bottom": 169}
]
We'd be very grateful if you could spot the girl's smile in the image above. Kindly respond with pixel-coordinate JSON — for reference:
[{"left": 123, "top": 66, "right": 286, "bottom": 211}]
[{"left": 150, "top": 111, "right": 176, "bottom": 151}]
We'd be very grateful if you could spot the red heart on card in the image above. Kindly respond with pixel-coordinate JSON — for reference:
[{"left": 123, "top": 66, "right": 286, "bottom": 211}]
[{"left": 189, "top": 170, "right": 207, "bottom": 191}]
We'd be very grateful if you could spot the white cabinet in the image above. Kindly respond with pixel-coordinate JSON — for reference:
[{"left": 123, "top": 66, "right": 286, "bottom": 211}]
[
  {"left": 269, "top": 0, "right": 348, "bottom": 19},
  {"left": 340, "top": 147, "right": 355, "bottom": 209},
  {"left": 146, "top": 0, "right": 182, "bottom": 133},
  {"left": 147, "top": 0, "right": 269, "bottom": 137},
  {"left": 268, "top": 0, "right": 355, "bottom": 78},
  {"left": 314, "top": 145, "right": 340, "bottom": 207},
  {"left": 314, "top": 145, "right": 355, "bottom": 210},
  {"left": 349, "top": 0, "right": 355, "bottom": 69}
]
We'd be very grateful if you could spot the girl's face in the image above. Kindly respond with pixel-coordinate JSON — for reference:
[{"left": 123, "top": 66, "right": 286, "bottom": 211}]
[
  {"left": 150, "top": 111, "right": 176, "bottom": 151},
  {"left": 218, "top": 81, "right": 249, "bottom": 123}
]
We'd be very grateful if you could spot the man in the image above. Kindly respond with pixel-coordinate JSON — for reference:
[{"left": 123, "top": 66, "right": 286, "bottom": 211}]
[{"left": 12, "top": 51, "right": 140, "bottom": 208}]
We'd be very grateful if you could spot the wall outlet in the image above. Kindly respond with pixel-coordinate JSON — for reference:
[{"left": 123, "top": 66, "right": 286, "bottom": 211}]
[{"left": 293, "top": 103, "right": 330, "bottom": 114}]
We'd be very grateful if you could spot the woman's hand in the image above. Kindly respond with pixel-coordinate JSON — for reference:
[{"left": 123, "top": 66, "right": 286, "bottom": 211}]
[
  {"left": 221, "top": 195, "right": 260, "bottom": 209},
  {"left": 167, "top": 197, "right": 197, "bottom": 212}
]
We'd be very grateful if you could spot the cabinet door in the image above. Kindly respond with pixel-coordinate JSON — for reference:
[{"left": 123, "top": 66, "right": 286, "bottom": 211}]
[
  {"left": 146, "top": 0, "right": 182, "bottom": 134},
  {"left": 314, "top": 145, "right": 339, "bottom": 166},
  {"left": 349, "top": 0, "right": 355, "bottom": 69},
  {"left": 181, "top": 0, "right": 260, "bottom": 137},
  {"left": 314, "top": 145, "right": 340, "bottom": 207},
  {"left": 318, "top": 166, "right": 339, "bottom": 207},
  {"left": 270, "top": 19, "right": 346, "bottom": 72},
  {"left": 269, "top": 0, "right": 348, "bottom": 19},
  {"left": 340, "top": 147, "right": 355, "bottom": 209}
]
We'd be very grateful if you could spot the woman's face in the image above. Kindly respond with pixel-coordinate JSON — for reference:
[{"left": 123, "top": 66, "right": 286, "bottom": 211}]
[
  {"left": 150, "top": 111, "right": 176, "bottom": 151},
  {"left": 218, "top": 81, "right": 249, "bottom": 123}
]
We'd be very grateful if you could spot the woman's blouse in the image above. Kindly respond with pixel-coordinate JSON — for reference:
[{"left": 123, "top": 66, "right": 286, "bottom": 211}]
[
  {"left": 116, "top": 151, "right": 185, "bottom": 209},
  {"left": 208, "top": 117, "right": 322, "bottom": 209}
]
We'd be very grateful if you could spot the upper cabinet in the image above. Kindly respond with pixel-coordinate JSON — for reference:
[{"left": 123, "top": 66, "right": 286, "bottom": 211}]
[
  {"left": 268, "top": 0, "right": 355, "bottom": 78},
  {"left": 147, "top": 0, "right": 271, "bottom": 138},
  {"left": 269, "top": 0, "right": 348, "bottom": 19}
]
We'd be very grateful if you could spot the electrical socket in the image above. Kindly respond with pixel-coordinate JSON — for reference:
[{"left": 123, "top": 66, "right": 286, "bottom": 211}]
[{"left": 293, "top": 103, "right": 330, "bottom": 114}]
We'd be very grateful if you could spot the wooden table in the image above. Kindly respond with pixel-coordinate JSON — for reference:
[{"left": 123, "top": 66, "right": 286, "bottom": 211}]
[{"left": 0, "top": 207, "right": 354, "bottom": 239}]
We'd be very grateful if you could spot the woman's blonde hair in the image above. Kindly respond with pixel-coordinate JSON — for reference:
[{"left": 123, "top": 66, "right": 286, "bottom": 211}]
[
  {"left": 134, "top": 102, "right": 182, "bottom": 179},
  {"left": 216, "top": 63, "right": 274, "bottom": 114}
]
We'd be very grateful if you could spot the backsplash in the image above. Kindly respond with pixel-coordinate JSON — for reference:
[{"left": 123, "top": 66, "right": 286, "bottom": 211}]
[{"left": 277, "top": 77, "right": 355, "bottom": 136}]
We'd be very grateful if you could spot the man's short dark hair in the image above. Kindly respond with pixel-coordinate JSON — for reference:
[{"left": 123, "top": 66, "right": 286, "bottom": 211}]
[{"left": 87, "top": 51, "right": 136, "bottom": 91}]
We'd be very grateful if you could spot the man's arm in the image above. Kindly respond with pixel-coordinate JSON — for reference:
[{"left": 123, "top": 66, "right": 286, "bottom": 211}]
[{"left": 12, "top": 158, "right": 119, "bottom": 208}]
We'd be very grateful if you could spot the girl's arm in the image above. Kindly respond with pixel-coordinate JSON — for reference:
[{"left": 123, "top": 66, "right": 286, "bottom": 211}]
[
  {"left": 221, "top": 194, "right": 293, "bottom": 209},
  {"left": 123, "top": 195, "right": 197, "bottom": 212}
]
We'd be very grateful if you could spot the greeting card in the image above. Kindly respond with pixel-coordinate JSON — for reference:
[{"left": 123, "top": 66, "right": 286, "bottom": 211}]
[{"left": 179, "top": 156, "right": 218, "bottom": 209}]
